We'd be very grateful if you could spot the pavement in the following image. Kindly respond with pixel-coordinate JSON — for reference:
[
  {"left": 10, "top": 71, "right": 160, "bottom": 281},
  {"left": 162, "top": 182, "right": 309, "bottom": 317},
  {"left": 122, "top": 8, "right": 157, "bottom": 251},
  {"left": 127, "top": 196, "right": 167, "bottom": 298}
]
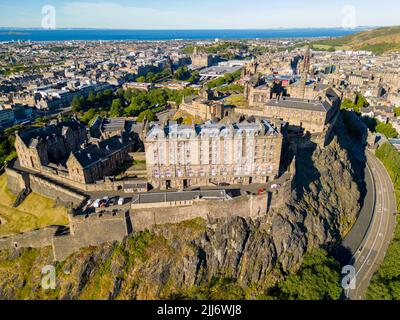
[{"left": 345, "top": 149, "right": 397, "bottom": 300}]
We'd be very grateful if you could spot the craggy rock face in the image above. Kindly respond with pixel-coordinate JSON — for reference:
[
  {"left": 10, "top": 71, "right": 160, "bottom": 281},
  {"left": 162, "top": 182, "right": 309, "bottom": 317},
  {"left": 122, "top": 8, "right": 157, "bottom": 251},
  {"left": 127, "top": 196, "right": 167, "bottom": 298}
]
[{"left": 0, "top": 121, "right": 361, "bottom": 300}]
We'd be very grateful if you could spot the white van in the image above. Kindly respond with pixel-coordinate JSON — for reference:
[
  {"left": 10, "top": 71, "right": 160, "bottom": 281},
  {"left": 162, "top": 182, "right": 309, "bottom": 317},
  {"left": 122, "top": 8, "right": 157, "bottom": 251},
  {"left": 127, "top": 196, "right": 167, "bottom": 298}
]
[{"left": 118, "top": 197, "right": 125, "bottom": 206}]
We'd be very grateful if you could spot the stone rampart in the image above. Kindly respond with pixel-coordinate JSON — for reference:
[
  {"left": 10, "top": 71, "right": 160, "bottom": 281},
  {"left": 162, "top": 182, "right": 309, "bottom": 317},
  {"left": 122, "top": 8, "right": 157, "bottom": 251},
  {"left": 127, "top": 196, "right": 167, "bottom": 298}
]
[{"left": 0, "top": 227, "right": 57, "bottom": 251}]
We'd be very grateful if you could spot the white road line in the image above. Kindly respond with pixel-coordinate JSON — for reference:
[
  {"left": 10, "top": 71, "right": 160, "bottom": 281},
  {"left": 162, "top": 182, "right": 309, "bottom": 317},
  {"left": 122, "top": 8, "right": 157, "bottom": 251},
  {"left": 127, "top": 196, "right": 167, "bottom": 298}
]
[{"left": 356, "top": 155, "right": 385, "bottom": 278}]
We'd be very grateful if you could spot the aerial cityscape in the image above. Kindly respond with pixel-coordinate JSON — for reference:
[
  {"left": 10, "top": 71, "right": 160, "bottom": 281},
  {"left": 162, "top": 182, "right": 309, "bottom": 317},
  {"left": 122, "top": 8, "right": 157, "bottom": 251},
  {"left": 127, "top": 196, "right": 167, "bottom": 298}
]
[{"left": 0, "top": 0, "right": 400, "bottom": 307}]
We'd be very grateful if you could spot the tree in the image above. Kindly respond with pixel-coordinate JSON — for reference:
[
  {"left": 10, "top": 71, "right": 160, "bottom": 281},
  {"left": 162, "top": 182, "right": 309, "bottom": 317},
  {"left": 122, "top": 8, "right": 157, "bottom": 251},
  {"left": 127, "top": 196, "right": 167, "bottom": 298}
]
[
  {"left": 394, "top": 107, "right": 400, "bottom": 117},
  {"left": 71, "top": 95, "right": 84, "bottom": 113},
  {"left": 274, "top": 249, "right": 342, "bottom": 300},
  {"left": 376, "top": 122, "right": 398, "bottom": 139},
  {"left": 341, "top": 98, "right": 357, "bottom": 111},
  {"left": 136, "top": 76, "right": 146, "bottom": 83},
  {"left": 174, "top": 66, "right": 191, "bottom": 81},
  {"left": 87, "top": 90, "right": 96, "bottom": 104},
  {"left": 80, "top": 108, "right": 97, "bottom": 124},
  {"left": 356, "top": 93, "right": 369, "bottom": 111},
  {"left": 109, "top": 99, "right": 123, "bottom": 117},
  {"left": 136, "top": 110, "right": 158, "bottom": 123}
]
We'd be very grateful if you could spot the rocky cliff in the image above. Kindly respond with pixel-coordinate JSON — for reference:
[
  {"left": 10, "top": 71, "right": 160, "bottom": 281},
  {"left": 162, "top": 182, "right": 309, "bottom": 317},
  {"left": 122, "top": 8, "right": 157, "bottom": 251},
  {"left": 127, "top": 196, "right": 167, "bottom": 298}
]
[{"left": 0, "top": 120, "right": 362, "bottom": 300}]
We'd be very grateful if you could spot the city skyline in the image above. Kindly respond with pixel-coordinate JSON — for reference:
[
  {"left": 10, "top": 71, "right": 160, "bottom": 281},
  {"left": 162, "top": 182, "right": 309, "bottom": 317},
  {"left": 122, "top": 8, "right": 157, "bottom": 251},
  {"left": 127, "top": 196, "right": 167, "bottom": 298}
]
[{"left": 0, "top": 0, "right": 399, "bottom": 29}]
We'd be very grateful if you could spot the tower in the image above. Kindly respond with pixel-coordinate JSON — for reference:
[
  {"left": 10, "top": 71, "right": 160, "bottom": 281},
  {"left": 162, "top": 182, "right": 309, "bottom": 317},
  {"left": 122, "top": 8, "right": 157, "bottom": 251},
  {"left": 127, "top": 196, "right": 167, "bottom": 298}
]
[{"left": 299, "top": 46, "right": 311, "bottom": 99}]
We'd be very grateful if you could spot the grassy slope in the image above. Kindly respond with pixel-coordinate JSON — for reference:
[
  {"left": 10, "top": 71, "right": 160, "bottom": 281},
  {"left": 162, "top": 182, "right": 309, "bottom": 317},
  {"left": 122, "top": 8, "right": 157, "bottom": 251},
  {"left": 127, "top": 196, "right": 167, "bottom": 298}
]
[
  {"left": 0, "top": 174, "right": 68, "bottom": 236},
  {"left": 314, "top": 26, "right": 400, "bottom": 54},
  {"left": 366, "top": 143, "right": 400, "bottom": 299}
]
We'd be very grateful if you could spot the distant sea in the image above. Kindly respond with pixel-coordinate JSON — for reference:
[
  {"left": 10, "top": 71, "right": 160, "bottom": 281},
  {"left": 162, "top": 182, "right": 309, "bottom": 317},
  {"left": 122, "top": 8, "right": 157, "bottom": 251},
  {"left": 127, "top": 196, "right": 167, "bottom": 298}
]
[{"left": 0, "top": 28, "right": 364, "bottom": 42}]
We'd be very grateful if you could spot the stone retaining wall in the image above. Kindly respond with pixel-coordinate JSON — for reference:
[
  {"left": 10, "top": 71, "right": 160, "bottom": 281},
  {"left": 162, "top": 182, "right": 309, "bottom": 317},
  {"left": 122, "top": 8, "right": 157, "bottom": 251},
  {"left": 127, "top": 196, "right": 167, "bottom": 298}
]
[{"left": 0, "top": 227, "right": 57, "bottom": 251}]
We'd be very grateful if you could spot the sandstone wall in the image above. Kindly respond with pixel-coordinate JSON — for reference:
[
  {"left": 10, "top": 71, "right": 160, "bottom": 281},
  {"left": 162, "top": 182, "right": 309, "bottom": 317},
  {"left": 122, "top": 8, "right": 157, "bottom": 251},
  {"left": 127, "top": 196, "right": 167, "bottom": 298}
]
[
  {"left": 0, "top": 227, "right": 57, "bottom": 251},
  {"left": 28, "top": 175, "right": 86, "bottom": 207},
  {"left": 130, "top": 194, "right": 268, "bottom": 232},
  {"left": 6, "top": 168, "right": 29, "bottom": 194},
  {"left": 53, "top": 211, "right": 129, "bottom": 261},
  {"left": 5, "top": 167, "right": 86, "bottom": 208}
]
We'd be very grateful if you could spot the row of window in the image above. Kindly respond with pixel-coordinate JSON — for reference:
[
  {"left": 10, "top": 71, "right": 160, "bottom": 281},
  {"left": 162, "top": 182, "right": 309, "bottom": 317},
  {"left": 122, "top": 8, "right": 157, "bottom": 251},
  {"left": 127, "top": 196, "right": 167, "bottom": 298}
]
[{"left": 152, "top": 166, "right": 274, "bottom": 178}]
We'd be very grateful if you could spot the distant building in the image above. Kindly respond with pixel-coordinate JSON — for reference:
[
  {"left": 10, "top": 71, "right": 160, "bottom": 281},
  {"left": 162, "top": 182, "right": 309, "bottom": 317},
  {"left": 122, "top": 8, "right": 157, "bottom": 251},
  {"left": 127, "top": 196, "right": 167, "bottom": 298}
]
[
  {"left": 145, "top": 119, "right": 283, "bottom": 190},
  {"left": 0, "top": 109, "right": 15, "bottom": 128},
  {"left": 191, "top": 47, "right": 213, "bottom": 69},
  {"left": 123, "top": 82, "right": 154, "bottom": 91},
  {"left": 179, "top": 89, "right": 228, "bottom": 121}
]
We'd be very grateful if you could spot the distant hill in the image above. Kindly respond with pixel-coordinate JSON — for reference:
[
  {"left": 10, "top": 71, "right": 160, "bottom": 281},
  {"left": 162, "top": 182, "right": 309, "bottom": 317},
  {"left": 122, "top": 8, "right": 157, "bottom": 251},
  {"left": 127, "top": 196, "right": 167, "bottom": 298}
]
[{"left": 312, "top": 26, "right": 400, "bottom": 54}]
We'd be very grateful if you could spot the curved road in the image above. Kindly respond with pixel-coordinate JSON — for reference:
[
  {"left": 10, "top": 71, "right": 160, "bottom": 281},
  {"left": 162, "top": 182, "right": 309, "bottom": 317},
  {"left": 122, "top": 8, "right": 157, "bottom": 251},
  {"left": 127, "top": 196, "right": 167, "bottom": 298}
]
[{"left": 345, "top": 150, "right": 397, "bottom": 300}]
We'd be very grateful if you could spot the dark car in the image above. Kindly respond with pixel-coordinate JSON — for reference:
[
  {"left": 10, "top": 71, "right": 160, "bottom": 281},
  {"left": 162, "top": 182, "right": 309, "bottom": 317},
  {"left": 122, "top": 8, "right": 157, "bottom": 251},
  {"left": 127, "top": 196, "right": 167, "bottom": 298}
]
[{"left": 109, "top": 197, "right": 119, "bottom": 206}]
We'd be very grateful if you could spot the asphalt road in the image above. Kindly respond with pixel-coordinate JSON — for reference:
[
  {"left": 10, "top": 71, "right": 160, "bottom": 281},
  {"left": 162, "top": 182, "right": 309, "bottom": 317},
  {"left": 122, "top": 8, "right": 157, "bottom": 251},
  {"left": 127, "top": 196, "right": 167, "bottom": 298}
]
[{"left": 345, "top": 150, "right": 397, "bottom": 300}]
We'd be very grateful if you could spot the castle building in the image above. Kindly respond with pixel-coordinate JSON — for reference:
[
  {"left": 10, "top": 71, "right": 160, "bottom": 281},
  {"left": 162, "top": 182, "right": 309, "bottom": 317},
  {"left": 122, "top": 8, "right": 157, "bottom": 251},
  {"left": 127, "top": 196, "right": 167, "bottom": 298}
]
[
  {"left": 245, "top": 77, "right": 286, "bottom": 107},
  {"left": 15, "top": 118, "right": 87, "bottom": 170},
  {"left": 14, "top": 118, "right": 134, "bottom": 185},
  {"left": 67, "top": 136, "right": 134, "bottom": 184},
  {"left": 179, "top": 89, "right": 228, "bottom": 121},
  {"left": 240, "top": 82, "right": 341, "bottom": 133},
  {"left": 144, "top": 119, "right": 283, "bottom": 190},
  {"left": 262, "top": 90, "right": 340, "bottom": 134}
]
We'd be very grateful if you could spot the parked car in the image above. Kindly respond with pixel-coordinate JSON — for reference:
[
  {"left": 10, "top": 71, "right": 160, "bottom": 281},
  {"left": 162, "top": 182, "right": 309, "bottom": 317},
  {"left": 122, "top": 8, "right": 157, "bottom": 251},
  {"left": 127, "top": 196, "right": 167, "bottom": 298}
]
[
  {"left": 118, "top": 197, "right": 125, "bottom": 206},
  {"left": 109, "top": 197, "right": 118, "bottom": 206},
  {"left": 271, "top": 184, "right": 281, "bottom": 190},
  {"left": 99, "top": 197, "right": 110, "bottom": 208},
  {"left": 92, "top": 199, "right": 101, "bottom": 208}
]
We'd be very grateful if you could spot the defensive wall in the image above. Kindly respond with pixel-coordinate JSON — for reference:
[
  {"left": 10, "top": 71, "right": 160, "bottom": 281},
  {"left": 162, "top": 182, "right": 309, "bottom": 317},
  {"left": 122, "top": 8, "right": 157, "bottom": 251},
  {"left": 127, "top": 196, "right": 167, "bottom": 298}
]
[
  {"left": 1, "top": 162, "right": 296, "bottom": 262},
  {"left": 6, "top": 167, "right": 87, "bottom": 208},
  {"left": 0, "top": 227, "right": 57, "bottom": 251}
]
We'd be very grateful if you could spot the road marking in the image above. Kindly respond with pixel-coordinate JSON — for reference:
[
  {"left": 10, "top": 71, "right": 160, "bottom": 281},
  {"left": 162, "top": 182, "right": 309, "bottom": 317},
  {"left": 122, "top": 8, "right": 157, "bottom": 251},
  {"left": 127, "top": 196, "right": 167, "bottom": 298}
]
[{"left": 346, "top": 153, "right": 392, "bottom": 299}]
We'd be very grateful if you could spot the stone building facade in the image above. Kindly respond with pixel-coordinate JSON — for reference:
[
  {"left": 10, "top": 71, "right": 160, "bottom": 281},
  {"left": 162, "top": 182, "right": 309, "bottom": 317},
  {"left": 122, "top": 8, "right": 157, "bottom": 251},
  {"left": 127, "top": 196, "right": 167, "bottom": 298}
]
[
  {"left": 179, "top": 89, "right": 227, "bottom": 121},
  {"left": 67, "top": 136, "right": 134, "bottom": 184},
  {"left": 191, "top": 47, "right": 213, "bottom": 69},
  {"left": 239, "top": 86, "right": 341, "bottom": 135},
  {"left": 14, "top": 117, "right": 134, "bottom": 186},
  {"left": 15, "top": 118, "right": 87, "bottom": 170},
  {"left": 145, "top": 119, "right": 283, "bottom": 190}
]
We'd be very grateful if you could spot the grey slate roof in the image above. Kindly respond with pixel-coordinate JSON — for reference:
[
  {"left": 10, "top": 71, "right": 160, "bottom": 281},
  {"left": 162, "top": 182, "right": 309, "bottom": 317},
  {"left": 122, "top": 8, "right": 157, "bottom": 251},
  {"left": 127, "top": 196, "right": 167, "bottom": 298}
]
[
  {"left": 266, "top": 97, "right": 329, "bottom": 112},
  {"left": 72, "top": 135, "right": 133, "bottom": 169},
  {"left": 20, "top": 118, "right": 85, "bottom": 147}
]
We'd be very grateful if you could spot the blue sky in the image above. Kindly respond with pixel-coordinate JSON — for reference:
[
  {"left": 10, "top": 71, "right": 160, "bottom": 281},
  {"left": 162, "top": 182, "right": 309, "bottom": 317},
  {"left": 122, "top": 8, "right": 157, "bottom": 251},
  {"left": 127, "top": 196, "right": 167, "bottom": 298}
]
[{"left": 0, "top": 0, "right": 399, "bottom": 29}]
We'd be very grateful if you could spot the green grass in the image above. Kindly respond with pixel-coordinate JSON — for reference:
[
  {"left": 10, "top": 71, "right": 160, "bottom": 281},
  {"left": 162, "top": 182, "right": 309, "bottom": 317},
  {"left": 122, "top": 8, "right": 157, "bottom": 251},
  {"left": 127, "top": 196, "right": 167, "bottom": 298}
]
[
  {"left": 224, "top": 94, "right": 248, "bottom": 108},
  {"left": 366, "top": 143, "right": 400, "bottom": 299},
  {"left": 0, "top": 174, "right": 69, "bottom": 236},
  {"left": 313, "top": 26, "right": 400, "bottom": 54}
]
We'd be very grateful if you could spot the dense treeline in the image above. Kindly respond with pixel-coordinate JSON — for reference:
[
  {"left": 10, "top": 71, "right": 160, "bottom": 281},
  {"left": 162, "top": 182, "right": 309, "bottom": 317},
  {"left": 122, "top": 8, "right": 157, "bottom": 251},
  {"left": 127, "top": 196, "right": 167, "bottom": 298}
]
[
  {"left": 0, "top": 125, "right": 23, "bottom": 168},
  {"left": 76, "top": 87, "right": 197, "bottom": 125},
  {"left": 341, "top": 95, "right": 398, "bottom": 139},
  {"left": 207, "top": 70, "right": 242, "bottom": 89},
  {"left": 367, "top": 142, "right": 400, "bottom": 299}
]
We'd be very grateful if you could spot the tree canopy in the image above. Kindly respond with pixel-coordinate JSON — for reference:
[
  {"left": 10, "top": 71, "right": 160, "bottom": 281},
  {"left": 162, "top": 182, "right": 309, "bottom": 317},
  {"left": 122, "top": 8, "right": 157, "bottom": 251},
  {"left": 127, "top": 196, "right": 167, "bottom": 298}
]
[
  {"left": 272, "top": 249, "right": 342, "bottom": 300},
  {"left": 136, "top": 110, "right": 158, "bottom": 123}
]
